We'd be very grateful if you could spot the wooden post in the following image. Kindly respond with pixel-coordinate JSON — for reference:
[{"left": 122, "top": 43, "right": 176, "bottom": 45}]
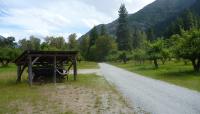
[
  {"left": 53, "top": 56, "right": 57, "bottom": 84},
  {"left": 16, "top": 65, "right": 21, "bottom": 82},
  {"left": 28, "top": 56, "right": 33, "bottom": 86},
  {"left": 73, "top": 57, "right": 77, "bottom": 81}
]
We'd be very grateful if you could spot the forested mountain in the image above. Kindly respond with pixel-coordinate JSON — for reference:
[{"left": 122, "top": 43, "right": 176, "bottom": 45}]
[{"left": 81, "top": 0, "right": 198, "bottom": 39}]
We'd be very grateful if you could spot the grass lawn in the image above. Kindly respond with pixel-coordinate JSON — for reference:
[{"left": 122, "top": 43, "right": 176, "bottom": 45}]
[
  {"left": 111, "top": 61, "right": 200, "bottom": 92},
  {"left": 0, "top": 62, "right": 134, "bottom": 114},
  {"left": 77, "top": 61, "right": 99, "bottom": 69}
]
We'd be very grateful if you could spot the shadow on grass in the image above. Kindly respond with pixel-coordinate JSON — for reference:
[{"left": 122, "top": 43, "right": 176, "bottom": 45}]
[{"left": 161, "top": 70, "right": 200, "bottom": 77}]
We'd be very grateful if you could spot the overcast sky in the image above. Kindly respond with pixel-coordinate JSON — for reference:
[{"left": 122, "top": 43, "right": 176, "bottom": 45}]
[{"left": 0, "top": 0, "right": 155, "bottom": 41}]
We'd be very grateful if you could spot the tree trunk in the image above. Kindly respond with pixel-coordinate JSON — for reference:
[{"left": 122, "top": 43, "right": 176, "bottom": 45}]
[
  {"left": 154, "top": 59, "right": 158, "bottom": 69},
  {"left": 191, "top": 59, "right": 200, "bottom": 72},
  {"left": 161, "top": 59, "right": 166, "bottom": 65}
]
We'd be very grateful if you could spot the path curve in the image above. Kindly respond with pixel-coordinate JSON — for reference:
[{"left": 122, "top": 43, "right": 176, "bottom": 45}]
[{"left": 99, "top": 63, "right": 200, "bottom": 114}]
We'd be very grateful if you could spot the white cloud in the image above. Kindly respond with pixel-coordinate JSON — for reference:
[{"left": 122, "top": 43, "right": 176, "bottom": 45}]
[{"left": 0, "top": 0, "right": 155, "bottom": 41}]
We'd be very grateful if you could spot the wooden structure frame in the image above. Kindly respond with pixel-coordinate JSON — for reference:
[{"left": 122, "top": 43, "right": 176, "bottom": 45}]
[{"left": 14, "top": 50, "right": 78, "bottom": 86}]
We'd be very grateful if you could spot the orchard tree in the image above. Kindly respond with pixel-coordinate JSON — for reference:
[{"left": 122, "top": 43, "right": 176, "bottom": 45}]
[
  {"left": 172, "top": 29, "right": 200, "bottom": 72},
  {"left": 146, "top": 39, "right": 165, "bottom": 68},
  {"left": 116, "top": 4, "right": 132, "bottom": 51},
  {"left": 0, "top": 48, "right": 21, "bottom": 66}
]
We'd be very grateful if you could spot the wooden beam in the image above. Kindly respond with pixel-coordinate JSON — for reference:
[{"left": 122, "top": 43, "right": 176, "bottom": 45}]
[
  {"left": 28, "top": 55, "right": 33, "bottom": 86},
  {"left": 16, "top": 65, "right": 21, "bottom": 83},
  {"left": 73, "top": 57, "right": 77, "bottom": 81},
  {"left": 53, "top": 56, "right": 57, "bottom": 84},
  {"left": 32, "top": 57, "right": 40, "bottom": 65}
]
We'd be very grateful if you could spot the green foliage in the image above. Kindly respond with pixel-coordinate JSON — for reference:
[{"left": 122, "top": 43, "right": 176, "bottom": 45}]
[
  {"left": 116, "top": 4, "right": 132, "bottom": 51},
  {"left": 94, "top": 35, "right": 117, "bottom": 61},
  {"left": 0, "top": 36, "right": 16, "bottom": 48},
  {"left": 132, "top": 49, "right": 146, "bottom": 64},
  {"left": 68, "top": 33, "right": 78, "bottom": 51},
  {"left": 79, "top": 35, "right": 90, "bottom": 60},
  {"left": 0, "top": 48, "right": 21, "bottom": 66},
  {"left": 45, "top": 36, "right": 66, "bottom": 50},
  {"left": 172, "top": 29, "right": 200, "bottom": 72},
  {"left": 146, "top": 39, "right": 165, "bottom": 68},
  {"left": 132, "top": 30, "right": 148, "bottom": 49},
  {"left": 18, "top": 36, "right": 41, "bottom": 51}
]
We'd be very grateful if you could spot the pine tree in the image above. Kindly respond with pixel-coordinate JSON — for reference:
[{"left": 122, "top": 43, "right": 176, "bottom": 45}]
[{"left": 116, "top": 4, "right": 132, "bottom": 51}]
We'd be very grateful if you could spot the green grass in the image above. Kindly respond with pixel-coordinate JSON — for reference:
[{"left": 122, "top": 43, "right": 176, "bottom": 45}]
[
  {"left": 0, "top": 62, "right": 105, "bottom": 113},
  {"left": 111, "top": 61, "right": 200, "bottom": 92},
  {"left": 77, "top": 61, "right": 99, "bottom": 69}
]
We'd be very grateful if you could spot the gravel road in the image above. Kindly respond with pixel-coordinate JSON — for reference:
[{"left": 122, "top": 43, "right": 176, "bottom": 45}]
[{"left": 99, "top": 63, "right": 200, "bottom": 114}]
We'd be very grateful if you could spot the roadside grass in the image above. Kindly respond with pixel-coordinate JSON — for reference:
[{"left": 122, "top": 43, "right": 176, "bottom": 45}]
[
  {"left": 77, "top": 61, "right": 99, "bottom": 69},
  {"left": 111, "top": 61, "right": 200, "bottom": 92}
]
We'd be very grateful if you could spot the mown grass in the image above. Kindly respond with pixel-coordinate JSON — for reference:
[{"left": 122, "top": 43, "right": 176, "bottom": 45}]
[
  {"left": 111, "top": 61, "right": 200, "bottom": 92},
  {"left": 0, "top": 62, "right": 110, "bottom": 114},
  {"left": 77, "top": 61, "right": 99, "bottom": 69}
]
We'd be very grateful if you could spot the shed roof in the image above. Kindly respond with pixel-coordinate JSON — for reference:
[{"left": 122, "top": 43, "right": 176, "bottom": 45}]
[{"left": 14, "top": 50, "right": 78, "bottom": 65}]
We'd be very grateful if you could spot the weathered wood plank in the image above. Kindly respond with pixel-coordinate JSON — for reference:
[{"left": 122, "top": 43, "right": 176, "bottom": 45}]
[
  {"left": 28, "top": 55, "right": 33, "bottom": 86},
  {"left": 16, "top": 65, "right": 21, "bottom": 82},
  {"left": 53, "top": 56, "right": 57, "bottom": 84},
  {"left": 73, "top": 57, "right": 77, "bottom": 81}
]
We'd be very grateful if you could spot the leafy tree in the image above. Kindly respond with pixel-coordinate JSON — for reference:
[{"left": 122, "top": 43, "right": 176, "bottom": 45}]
[
  {"left": 119, "top": 52, "right": 128, "bottom": 64},
  {"left": 68, "top": 33, "right": 78, "bottom": 50},
  {"left": 79, "top": 35, "right": 90, "bottom": 60},
  {"left": 87, "top": 26, "right": 99, "bottom": 59},
  {"left": 30, "top": 36, "right": 41, "bottom": 50},
  {"left": 18, "top": 39, "right": 32, "bottom": 50},
  {"left": 0, "top": 36, "right": 16, "bottom": 48},
  {"left": 146, "top": 39, "right": 165, "bottom": 68},
  {"left": 172, "top": 29, "right": 200, "bottom": 72},
  {"left": 94, "top": 35, "right": 117, "bottom": 61},
  {"left": 116, "top": 4, "right": 132, "bottom": 51},
  {"left": 133, "top": 49, "right": 146, "bottom": 64},
  {"left": 45, "top": 36, "right": 66, "bottom": 50},
  {"left": 0, "top": 48, "right": 21, "bottom": 66}
]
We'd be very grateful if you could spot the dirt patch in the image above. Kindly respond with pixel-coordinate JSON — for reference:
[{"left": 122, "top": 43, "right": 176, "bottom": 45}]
[
  {"left": 8, "top": 84, "right": 135, "bottom": 114},
  {"left": 42, "top": 84, "right": 135, "bottom": 114}
]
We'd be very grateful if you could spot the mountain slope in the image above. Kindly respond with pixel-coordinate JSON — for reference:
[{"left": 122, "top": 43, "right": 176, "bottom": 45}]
[{"left": 81, "top": 0, "right": 197, "bottom": 38}]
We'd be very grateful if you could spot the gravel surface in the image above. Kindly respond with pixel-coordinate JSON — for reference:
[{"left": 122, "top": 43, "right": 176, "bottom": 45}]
[
  {"left": 99, "top": 63, "right": 200, "bottom": 114},
  {"left": 70, "top": 69, "right": 101, "bottom": 75}
]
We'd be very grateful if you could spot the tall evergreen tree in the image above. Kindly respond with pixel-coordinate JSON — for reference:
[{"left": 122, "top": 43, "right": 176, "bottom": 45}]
[
  {"left": 116, "top": 4, "right": 132, "bottom": 51},
  {"left": 87, "top": 26, "right": 99, "bottom": 59}
]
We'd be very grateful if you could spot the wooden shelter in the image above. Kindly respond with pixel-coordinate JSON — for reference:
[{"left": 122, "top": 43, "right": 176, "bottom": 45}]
[{"left": 14, "top": 50, "right": 78, "bottom": 85}]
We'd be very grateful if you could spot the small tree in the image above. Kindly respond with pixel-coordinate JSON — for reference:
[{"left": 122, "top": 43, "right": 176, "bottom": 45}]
[
  {"left": 146, "top": 39, "right": 164, "bottom": 68},
  {"left": 172, "top": 29, "right": 200, "bottom": 72}
]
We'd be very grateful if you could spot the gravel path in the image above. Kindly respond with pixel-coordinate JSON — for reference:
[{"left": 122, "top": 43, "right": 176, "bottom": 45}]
[{"left": 99, "top": 63, "right": 200, "bottom": 114}]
